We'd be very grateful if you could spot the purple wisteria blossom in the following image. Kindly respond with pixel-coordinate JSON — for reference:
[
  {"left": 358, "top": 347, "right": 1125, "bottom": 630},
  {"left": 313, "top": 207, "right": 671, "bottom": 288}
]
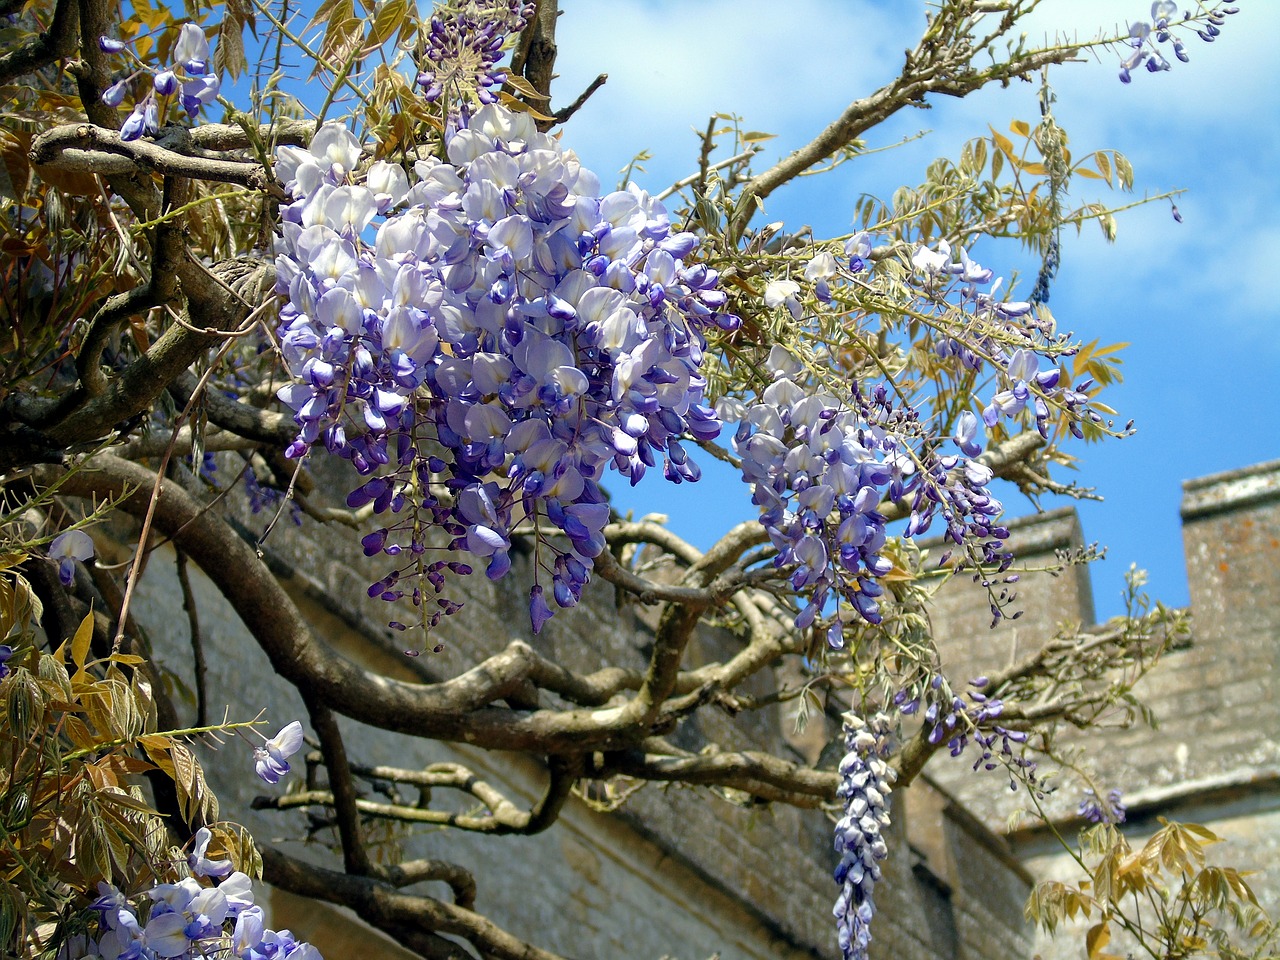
[
  {"left": 1117, "top": 2, "right": 1238, "bottom": 83},
  {"left": 1079, "top": 787, "right": 1127, "bottom": 824},
  {"left": 917, "top": 676, "right": 1036, "bottom": 784},
  {"left": 912, "top": 238, "right": 1090, "bottom": 441},
  {"left": 834, "top": 712, "right": 894, "bottom": 960},
  {"left": 415, "top": 0, "right": 534, "bottom": 106},
  {"left": 83, "top": 865, "right": 321, "bottom": 959},
  {"left": 0, "top": 644, "right": 12, "bottom": 680},
  {"left": 254, "top": 720, "right": 304, "bottom": 784},
  {"left": 274, "top": 104, "right": 735, "bottom": 635},
  {"left": 188, "top": 826, "right": 234, "bottom": 878},
  {"left": 98, "top": 22, "right": 222, "bottom": 140},
  {"left": 48, "top": 529, "right": 94, "bottom": 586},
  {"left": 723, "top": 342, "right": 1009, "bottom": 647}
]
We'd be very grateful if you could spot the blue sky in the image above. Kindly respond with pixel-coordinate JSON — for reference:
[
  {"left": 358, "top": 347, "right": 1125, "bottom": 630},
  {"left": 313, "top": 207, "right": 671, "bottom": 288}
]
[{"left": 551, "top": 0, "right": 1279, "bottom": 622}]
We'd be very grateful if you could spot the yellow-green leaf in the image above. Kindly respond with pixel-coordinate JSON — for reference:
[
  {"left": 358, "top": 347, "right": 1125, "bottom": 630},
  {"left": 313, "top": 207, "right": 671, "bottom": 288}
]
[
  {"left": 1115, "top": 153, "right": 1134, "bottom": 190},
  {"left": 1094, "top": 150, "right": 1113, "bottom": 185},
  {"left": 1086, "top": 921, "right": 1111, "bottom": 959},
  {"left": 367, "top": 0, "right": 409, "bottom": 48},
  {"left": 1010, "top": 119, "right": 1031, "bottom": 137},
  {"left": 990, "top": 128, "right": 1015, "bottom": 160},
  {"left": 501, "top": 73, "right": 544, "bottom": 100},
  {"left": 71, "top": 611, "right": 94, "bottom": 673}
]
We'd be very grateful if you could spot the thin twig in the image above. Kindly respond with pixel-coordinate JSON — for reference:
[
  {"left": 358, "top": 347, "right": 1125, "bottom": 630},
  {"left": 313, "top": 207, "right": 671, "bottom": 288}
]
[{"left": 174, "top": 547, "right": 208, "bottom": 727}]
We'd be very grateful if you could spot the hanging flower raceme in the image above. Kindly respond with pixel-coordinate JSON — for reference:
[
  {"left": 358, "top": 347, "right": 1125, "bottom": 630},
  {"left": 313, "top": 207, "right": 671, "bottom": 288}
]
[
  {"left": 719, "top": 224, "right": 1123, "bottom": 647},
  {"left": 416, "top": 0, "right": 535, "bottom": 105},
  {"left": 1079, "top": 787, "right": 1127, "bottom": 824},
  {"left": 834, "top": 712, "right": 894, "bottom": 960},
  {"left": 1115, "top": 2, "right": 1239, "bottom": 83},
  {"left": 723, "top": 341, "right": 1009, "bottom": 648},
  {"left": 273, "top": 105, "right": 736, "bottom": 635},
  {"left": 99, "top": 22, "right": 222, "bottom": 141}
]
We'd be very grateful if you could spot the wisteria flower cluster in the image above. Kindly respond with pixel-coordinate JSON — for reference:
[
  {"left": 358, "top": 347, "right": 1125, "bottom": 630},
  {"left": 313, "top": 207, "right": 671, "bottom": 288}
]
[
  {"left": 833, "top": 712, "right": 894, "bottom": 960},
  {"left": 1118, "top": 2, "right": 1239, "bottom": 83},
  {"left": 905, "top": 675, "right": 1036, "bottom": 786},
  {"left": 720, "top": 227, "right": 1117, "bottom": 646},
  {"left": 914, "top": 238, "right": 1114, "bottom": 445},
  {"left": 722, "top": 343, "right": 1008, "bottom": 647},
  {"left": 99, "top": 23, "right": 222, "bottom": 140},
  {"left": 1079, "top": 787, "right": 1128, "bottom": 824},
  {"left": 416, "top": 0, "right": 534, "bottom": 106},
  {"left": 78, "top": 828, "right": 322, "bottom": 959},
  {"left": 274, "top": 104, "right": 734, "bottom": 634}
]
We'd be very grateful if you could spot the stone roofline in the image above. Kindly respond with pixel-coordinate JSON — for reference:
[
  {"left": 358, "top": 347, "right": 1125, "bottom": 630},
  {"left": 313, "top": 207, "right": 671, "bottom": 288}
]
[{"left": 1181, "top": 458, "right": 1280, "bottom": 520}]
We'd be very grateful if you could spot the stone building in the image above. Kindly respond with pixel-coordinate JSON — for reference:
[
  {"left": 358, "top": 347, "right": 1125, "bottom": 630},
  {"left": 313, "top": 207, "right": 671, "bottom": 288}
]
[
  {"left": 127, "top": 459, "right": 1279, "bottom": 959},
  {"left": 925, "top": 459, "right": 1280, "bottom": 959}
]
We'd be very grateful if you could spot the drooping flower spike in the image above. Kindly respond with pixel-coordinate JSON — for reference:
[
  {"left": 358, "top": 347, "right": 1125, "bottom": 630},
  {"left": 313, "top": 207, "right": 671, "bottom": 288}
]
[
  {"left": 833, "top": 712, "right": 894, "bottom": 960},
  {"left": 274, "top": 104, "right": 735, "bottom": 635}
]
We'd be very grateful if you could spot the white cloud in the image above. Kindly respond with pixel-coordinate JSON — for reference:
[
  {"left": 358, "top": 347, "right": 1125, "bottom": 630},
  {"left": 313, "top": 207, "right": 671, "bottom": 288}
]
[
  {"left": 551, "top": 2, "right": 1279, "bottom": 617},
  {"left": 555, "top": 0, "right": 913, "bottom": 183},
  {"left": 553, "top": 2, "right": 1277, "bottom": 197}
]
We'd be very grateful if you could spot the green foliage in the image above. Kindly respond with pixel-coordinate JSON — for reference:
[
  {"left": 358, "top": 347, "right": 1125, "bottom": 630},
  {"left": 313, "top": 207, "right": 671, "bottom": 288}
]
[
  {"left": 0, "top": 520, "right": 263, "bottom": 955},
  {"left": 0, "top": 633, "right": 263, "bottom": 955}
]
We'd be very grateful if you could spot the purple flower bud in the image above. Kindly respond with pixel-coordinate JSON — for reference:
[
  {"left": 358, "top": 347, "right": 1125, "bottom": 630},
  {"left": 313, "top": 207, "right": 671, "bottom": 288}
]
[
  {"left": 153, "top": 70, "right": 179, "bottom": 96},
  {"left": 361, "top": 529, "right": 387, "bottom": 556},
  {"left": 120, "top": 103, "right": 147, "bottom": 141},
  {"left": 528, "top": 585, "right": 554, "bottom": 633},
  {"left": 102, "top": 79, "right": 129, "bottom": 107},
  {"left": 99, "top": 36, "right": 126, "bottom": 53}
]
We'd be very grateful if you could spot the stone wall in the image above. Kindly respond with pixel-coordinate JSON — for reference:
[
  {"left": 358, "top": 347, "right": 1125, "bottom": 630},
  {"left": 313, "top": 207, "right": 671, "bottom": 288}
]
[
  {"left": 120, "top": 452, "right": 1280, "bottom": 960},
  {"left": 126, "top": 463, "right": 1033, "bottom": 960},
  {"left": 925, "top": 459, "right": 1280, "bottom": 960}
]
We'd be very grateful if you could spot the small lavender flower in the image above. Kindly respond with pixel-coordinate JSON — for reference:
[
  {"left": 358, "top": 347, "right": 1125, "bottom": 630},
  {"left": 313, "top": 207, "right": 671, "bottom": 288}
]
[
  {"left": 953, "top": 410, "right": 983, "bottom": 458},
  {"left": 120, "top": 102, "right": 148, "bottom": 141},
  {"left": 528, "top": 584, "right": 553, "bottom": 635},
  {"left": 187, "top": 827, "right": 233, "bottom": 878},
  {"left": 49, "top": 529, "right": 94, "bottom": 586},
  {"left": 101, "top": 78, "right": 129, "bottom": 107},
  {"left": 254, "top": 720, "right": 303, "bottom": 784},
  {"left": 834, "top": 712, "right": 894, "bottom": 960},
  {"left": 0, "top": 644, "right": 12, "bottom": 680},
  {"left": 172, "top": 22, "right": 210, "bottom": 73},
  {"left": 1079, "top": 787, "right": 1127, "bottom": 824}
]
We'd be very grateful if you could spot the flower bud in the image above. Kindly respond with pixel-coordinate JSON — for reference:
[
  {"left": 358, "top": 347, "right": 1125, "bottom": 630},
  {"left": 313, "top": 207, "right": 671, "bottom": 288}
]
[
  {"left": 101, "top": 79, "right": 129, "bottom": 107},
  {"left": 153, "top": 69, "right": 178, "bottom": 96}
]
